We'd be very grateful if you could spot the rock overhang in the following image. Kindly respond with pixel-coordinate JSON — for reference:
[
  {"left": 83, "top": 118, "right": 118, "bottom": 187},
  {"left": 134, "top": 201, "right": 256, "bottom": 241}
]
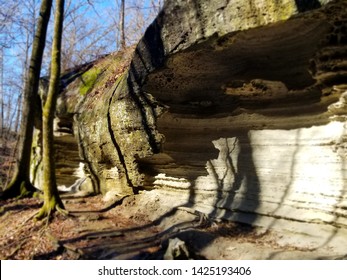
[
  {"left": 132, "top": 0, "right": 347, "bottom": 253},
  {"left": 145, "top": 17, "right": 332, "bottom": 116}
]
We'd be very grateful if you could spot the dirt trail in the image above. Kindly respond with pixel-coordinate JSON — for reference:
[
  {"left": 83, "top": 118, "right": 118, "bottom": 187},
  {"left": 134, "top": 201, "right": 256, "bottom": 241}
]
[{"left": 0, "top": 192, "right": 345, "bottom": 260}]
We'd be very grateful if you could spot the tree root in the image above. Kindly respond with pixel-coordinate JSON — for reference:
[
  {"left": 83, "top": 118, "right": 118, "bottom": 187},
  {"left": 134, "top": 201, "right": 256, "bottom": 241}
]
[
  {"left": 5, "top": 239, "right": 28, "bottom": 259},
  {"left": 2, "top": 211, "right": 43, "bottom": 259},
  {"left": 45, "top": 231, "right": 83, "bottom": 259},
  {"left": 34, "top": 203, "right": 69, "bottom": 221},
  {"left": 1, "top": 179, "right": 37, "bottom": 200},
  {"left": 6, "top": 210, "right": 44, "bottom": 240},
  {"left": 176, "top": 206, "right": 212, "bottom": 227}
]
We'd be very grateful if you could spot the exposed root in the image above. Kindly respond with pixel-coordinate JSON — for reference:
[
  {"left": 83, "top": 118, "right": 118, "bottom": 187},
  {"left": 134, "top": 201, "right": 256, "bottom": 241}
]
[
  {"left": 1, "top": 211, "right": 40, "bottom": 241},
  {"left": 56, "top": 205, "right": 69, "bottom": 216},
  {"left": 177, "top": 206, "right": 212, "bottom": 227},
  {"left": 22, "top": 211, "right": 42, "bottom": 225},
  {"left": 1, "top": 209, "right": 45, "bottom": 259},
  {"left": 1, "top": 179, "right": 37, "bottom": 200},
  {"left": 34, "top": 203, "right": 68, "bottom": 221},
  {"left": 5, "top": 239, "right": 28, "bottom": 259},
  {"left": 5, "top": 210, "right": 43, "bottom": 240},
  {"left": 34, "top": 207, "right": 52, "bottom": 221},
  {"left": 45, "top": 231, "right": 83, "bottom": 259}
]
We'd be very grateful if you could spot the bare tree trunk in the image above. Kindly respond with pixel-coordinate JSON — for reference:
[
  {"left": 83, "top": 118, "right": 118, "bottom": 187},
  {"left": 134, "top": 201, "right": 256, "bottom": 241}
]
[
  {"left": 4, "top": 91, "right": 12, "bottom": 136},
  {"left": 35, "top": 0, "right": 65, "bottom": 219},
  {"left": 120, "top": 0, "right": 126, "bottom": 49},
  {"left": 151, "top": 0, "right": 161, "bottom": 14},
  {"left": 2, "top": 0, "right": 53, "bottom": 199},
  {"left": 14, "top": 19, "right": 31, "bottom": 136},
  {"left": 14, "top": 94, "right": 22, "bottom": 135},
  {"left": 0, "top": 47, "right": 4, "bottom": 138}
]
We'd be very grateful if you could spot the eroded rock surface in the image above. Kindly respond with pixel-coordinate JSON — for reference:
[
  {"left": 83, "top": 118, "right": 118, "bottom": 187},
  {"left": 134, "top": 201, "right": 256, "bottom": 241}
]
[{"left": 31, "top": 0, "right": 347, "bottom": 255}]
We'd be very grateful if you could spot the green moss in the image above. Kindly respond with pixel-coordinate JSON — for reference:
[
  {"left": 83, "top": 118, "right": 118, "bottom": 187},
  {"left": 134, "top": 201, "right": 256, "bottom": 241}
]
[
  {"left": 79, "top": 67, "right": 102, "bottom": 96},
  {"left": 30, "top": 129, "right": 44, "bottom": 187}
]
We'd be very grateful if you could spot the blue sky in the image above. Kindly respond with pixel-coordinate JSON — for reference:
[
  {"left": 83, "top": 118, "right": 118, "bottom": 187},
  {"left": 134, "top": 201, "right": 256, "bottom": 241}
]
[{"left": 0, "top": 0, "right": 162, "bottom": 130}]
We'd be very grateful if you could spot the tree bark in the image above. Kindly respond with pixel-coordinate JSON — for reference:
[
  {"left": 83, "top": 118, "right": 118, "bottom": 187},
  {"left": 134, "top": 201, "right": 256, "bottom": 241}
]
[
  {"left": 35, "top": 0, "right": 65, "bottom": 219},
  {"left": 0, "top": 47, "right": 4, "bottom": 138},
  {"left": 120, "top": 0, "right": 126, "bottom": 49},
  {"left": 2, "top": 0, "right": 53, "bottom": 199}
]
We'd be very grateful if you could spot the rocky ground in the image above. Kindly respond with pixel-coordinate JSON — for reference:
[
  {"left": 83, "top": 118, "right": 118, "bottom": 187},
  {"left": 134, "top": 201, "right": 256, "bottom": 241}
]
[{"left": 1, "top": 190, "right": 345, "bottom": 260}]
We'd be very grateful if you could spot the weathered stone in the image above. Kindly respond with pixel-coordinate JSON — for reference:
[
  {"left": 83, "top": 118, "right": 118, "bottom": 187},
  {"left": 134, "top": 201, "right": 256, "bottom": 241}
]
[
  {"left": 135, "top": 0, "right": 347, "bottom": 252},
  {"left": 31, "top": 0, "right": 347, "bottom": 253}
]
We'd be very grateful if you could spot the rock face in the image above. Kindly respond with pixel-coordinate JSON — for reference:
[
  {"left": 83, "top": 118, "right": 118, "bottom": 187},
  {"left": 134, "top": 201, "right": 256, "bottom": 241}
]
[
  {"left": 32, "top": 0, "right": 347, "bottom": 253},
  {"left": 137, "top": 0, "right": 347, "bottom": 252}
]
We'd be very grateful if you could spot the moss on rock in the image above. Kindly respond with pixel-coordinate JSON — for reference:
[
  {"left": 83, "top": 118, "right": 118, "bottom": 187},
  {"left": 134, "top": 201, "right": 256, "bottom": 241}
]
[{"left": 79, "top": 67, "right": 102, "bottom": 96}]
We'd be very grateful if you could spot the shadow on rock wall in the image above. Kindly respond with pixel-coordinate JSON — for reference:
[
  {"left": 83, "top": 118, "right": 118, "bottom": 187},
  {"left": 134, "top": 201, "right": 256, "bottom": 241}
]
[{"left": 295, "top": 0, "right": 321, "bottom": 12}]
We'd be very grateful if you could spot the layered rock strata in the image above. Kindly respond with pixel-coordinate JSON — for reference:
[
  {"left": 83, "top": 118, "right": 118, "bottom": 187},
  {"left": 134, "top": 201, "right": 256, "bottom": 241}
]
[
  {"left": 31, "top": 0, "right": 347, "bottom": 252},
  {"left": 137, "top": 0, "right": 347, "bottom": 244}
]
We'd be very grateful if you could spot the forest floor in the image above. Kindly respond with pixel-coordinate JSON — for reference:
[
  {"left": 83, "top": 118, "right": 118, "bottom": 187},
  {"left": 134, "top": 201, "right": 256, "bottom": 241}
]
[
  {"left": 1, "top": 190, "right": 345, "bottom": 260},
  {"left": 0, "top": 139, "right": 16, "bottom": 188}
]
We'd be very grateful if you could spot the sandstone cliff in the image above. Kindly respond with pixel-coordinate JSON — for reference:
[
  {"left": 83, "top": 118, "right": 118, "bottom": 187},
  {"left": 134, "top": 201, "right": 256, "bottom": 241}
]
[{"left": 31, "top": 0, "right": 347, "bottom": 254}]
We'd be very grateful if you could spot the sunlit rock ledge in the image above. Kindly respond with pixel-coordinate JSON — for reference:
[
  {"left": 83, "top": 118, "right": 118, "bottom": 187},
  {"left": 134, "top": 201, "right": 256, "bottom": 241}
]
[
  {"left": 148, "top": 120, "right": 347, "bottom": 251},
  {"left": 31, "top": 0, "right": 347, "bottom": 253},
  {"left": 136, "top": 0, "right": 347, "bottom": 252}
]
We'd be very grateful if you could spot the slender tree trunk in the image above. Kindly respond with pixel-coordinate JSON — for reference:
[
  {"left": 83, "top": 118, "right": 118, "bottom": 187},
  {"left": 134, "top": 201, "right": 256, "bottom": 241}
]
[
  {"left": 5, "top": 91, "right": 12, "bottom": 130},
  {"left": 14, "top": 94, "right": 22, "bottom": 135},
  {"left": 2, "top": 0, "right": 53, "bottom": 199},
  {"left": 0, "top": 47, "right": 4, "bottom": 138},
  {"left": 14, "top": 28, "right": 31, "bottom": 136},
  {"left": 120, "top": 0, "right": 126, "bottom": 49},
  {"left": 35, "top": 0, "right": 65, "bottom": 219}
]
